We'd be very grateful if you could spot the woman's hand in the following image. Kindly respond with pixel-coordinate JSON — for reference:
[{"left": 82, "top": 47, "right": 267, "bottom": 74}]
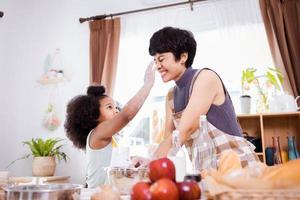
[{"left": 144, "top": 61, "right": 155, "bottom": 87}]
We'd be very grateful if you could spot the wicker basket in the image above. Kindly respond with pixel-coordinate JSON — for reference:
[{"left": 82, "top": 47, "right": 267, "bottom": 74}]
[{"left": 214, "top": 188, "right": 300, "bottom": 200}]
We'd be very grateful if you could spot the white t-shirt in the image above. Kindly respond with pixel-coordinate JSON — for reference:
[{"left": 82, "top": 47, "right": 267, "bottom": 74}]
[{"left": 85, "top": 130, "right": 112, "bottom": 188}]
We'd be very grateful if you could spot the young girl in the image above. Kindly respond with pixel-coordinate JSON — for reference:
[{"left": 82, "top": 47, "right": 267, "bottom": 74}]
[{"left": 64, "top": 62, "right": 155, "bottom": 188}]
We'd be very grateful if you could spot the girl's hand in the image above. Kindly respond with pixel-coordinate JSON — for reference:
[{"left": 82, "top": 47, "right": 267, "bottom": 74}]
[
  {"left": 130, "top": 156, "right": 151, "bottom": 168},
  {"left": 144, "top": 61, "right": 155, "bottom": 87}
]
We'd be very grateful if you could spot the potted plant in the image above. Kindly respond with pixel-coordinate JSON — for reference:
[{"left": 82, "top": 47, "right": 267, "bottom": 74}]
[
  {"left": 241, "top": 67, "right": 283, "bottom": 113},
  {"left": 7, "top": 138, "right": 68, "bottom": 177}
]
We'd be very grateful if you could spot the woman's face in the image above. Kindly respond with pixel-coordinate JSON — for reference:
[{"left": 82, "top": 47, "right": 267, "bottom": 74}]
[
  {"left": 98, "top": 96, "right": 119, "bottom": 122},
  {"left": 154, "top": 52, "right": 187, "bottom": 82}
]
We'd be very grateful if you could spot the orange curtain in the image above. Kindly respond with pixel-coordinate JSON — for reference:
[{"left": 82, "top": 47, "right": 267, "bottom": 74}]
[
  {"left": 259, "top": 0, "right": 300, "bottom": 98},
  {"left": 89, "top": 18, "right": 120, "bottom": 96}
]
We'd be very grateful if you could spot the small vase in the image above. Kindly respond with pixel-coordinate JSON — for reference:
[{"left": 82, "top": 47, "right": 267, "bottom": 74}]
[
  {"left": 287, "top": 136, "right": 299, "bottom": 160},
  {"left": 265, "top": 147, "right": 275, "bottom": 166},
  {"left": 272, "top": 136, "right": 282, "bottom": 165},
  {"left": 256, "top": 93, "right": 269, "bottom": 113},
  {"left": 293, "top": 136, "right": 300, "bottom": 158}
]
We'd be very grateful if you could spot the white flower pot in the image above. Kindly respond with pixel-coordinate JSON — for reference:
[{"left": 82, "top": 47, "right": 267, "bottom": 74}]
[
  {"left": 32, "top": 157, "right": 56, "bottom": 177},
  {"left": 240, "top": 95, "right": 251, "bottom": 114}
]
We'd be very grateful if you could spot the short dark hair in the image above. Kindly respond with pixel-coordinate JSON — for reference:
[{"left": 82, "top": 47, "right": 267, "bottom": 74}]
[
  {"left": 149, "top": 26, "right": 197, "bottom": 68},
  {"left": 64, "top": 85, "right": 107, "bottom": 149}
]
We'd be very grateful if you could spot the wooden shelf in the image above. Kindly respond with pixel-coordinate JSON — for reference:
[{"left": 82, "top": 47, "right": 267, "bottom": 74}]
[
  {"left": 237, "top": 113, "right": 260, "bottom": 118},
  {"left": 37, "top": 77, "right": 69, "bottom": 85},
  {"left": 237, "top": 112, "right": 300, "bottom": 163},
  {"left": 262, "top": 112, "right": 300, "bottom": 118},
  {"left": 237, "top": 112, "right": 300, "bottom": 118}
]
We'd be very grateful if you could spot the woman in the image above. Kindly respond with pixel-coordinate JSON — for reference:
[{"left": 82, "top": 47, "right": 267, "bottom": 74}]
[
  {"left": 149, "top": 27, "right": 258, "bottom": 166},
  {"left": 64, "top": 62, "right": 155, "bottom": 187}
]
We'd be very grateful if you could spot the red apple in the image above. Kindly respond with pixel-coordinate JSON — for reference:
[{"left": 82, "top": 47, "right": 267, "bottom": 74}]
[
  {"left": 131, "top": 182, "right": 152, "bottom": 200},
  {"left": 149, "top": 157, "right": 176, "bottom": 182},
  {"left": 176, "top": 180, "right": 201, "bottom": 200},
  {"left": 150, "top": 178, "right": 179, "bottom": 200}
]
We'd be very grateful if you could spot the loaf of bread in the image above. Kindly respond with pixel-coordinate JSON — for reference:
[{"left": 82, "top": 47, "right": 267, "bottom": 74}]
[
  {"left": 211, "top": 156, "right": 300, "bottom": 189},
  {"left": 218, "top": 150, "right": 242, "bottom": 175},
  {"left": 261, "top": 159, "right": 300, "bottom": 188}
]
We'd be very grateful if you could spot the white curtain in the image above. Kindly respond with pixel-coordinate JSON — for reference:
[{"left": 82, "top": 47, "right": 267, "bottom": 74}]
[{"left": 120, "top": 0, "right": 262, "bottom": 35}]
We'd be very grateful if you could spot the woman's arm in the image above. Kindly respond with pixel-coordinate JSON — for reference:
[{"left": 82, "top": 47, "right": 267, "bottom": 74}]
[
  {"left": 178, "top": 70, "right": 222, "bottom": 144},
  {"left": 93, "top": 62, "right": 155, "bottom": 143}
]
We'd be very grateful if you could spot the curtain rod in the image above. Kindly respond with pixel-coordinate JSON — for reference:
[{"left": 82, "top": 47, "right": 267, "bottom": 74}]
[
  {"left": 0, "top": 11, "right": 4, "bottom": 18},
  {"left": 79, "top": 0, "right": 207, "bottom": 23}
]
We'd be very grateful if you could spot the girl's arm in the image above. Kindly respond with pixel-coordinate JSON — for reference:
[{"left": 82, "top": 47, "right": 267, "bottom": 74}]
[{"left": 92, "top": 62, "right": 155, "bottom": 146}]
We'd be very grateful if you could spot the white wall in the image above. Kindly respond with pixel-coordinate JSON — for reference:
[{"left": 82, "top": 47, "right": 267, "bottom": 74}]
[{"left": 0, "top": 0, "right": 144, "bottom": 184}]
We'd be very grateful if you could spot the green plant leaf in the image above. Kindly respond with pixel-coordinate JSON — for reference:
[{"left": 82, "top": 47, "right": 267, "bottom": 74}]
[
  {"left": 267, "top": 67, "right": 284, "bottom": 85},
  {"left": 242, "top": 68, "right": 256, "bottom": 85},
  {"left": 37, "top": 138, "right": 46, "bottom": 156},
  {"left": 5, "top": 154, "right": 31, "bottom": 169},
  {"left": 44, "top": 138, "right": 60, "bottom": 156},
  {"left": 43, "top": 139, "right": 53, "bottom": 156},
  {"left": 29, "top": 139, "right": 41, "bottom": 156},
  {"left": 266, "top": 71, "right": 280, "bottom": 90},
  {"left": 23, "top": 140, "right": 40, "bottom": 156},
  {"left": 241, "top": 67, "right": 284, "bottom": 93}
]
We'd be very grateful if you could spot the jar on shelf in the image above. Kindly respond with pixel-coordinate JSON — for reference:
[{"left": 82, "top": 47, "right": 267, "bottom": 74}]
[
  {"left": 287, "top": 135, "right": 300, "bottom": 160},
  {"left": 272, "top": 136, "right": 282, "bottom": 165}
]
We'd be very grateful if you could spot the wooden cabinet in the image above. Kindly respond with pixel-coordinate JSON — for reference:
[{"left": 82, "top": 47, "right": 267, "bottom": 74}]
[{"left": 237, "top": 112, "right": 300, "bottom": 163}]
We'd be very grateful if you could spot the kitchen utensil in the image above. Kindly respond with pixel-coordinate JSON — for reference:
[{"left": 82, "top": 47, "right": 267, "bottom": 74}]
[
  {"left": 243, "top": 132, "right": 262, "bottom": 152},
  {"left": 3, "top": 183, "right": 81, "bottom": 200}
]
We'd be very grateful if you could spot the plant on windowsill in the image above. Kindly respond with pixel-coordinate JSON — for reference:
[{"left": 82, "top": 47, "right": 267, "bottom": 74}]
[
  {"left": 241, "top": 67, "right": 283, "bottom": 113},
  {"left": 7, "top": 138, "right": 69, "bottom": 177}
]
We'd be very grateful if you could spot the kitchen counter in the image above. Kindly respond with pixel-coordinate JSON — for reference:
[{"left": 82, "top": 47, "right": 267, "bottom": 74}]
[{"left": 80, "top": 188, "right": 130, "bottom": 200}]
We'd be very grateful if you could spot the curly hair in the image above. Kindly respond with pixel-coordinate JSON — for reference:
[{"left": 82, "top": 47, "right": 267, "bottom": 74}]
[
  {"left": 149, "top": 26, "right": 197, "bottom": 68},
  {"left": 64, "top": 85, "right": 107, "bottom": 149}
]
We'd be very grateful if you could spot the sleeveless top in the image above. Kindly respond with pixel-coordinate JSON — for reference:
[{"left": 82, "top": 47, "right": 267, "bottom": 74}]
[
  {"left": 85, "top": 130, "right": 118, "bottom": 188},
  {"left": 172, "top": 67, "right": 242, "bottom": 137},
  {"left": 168, "top": 68, "right": 259, "bottom": 167}
]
